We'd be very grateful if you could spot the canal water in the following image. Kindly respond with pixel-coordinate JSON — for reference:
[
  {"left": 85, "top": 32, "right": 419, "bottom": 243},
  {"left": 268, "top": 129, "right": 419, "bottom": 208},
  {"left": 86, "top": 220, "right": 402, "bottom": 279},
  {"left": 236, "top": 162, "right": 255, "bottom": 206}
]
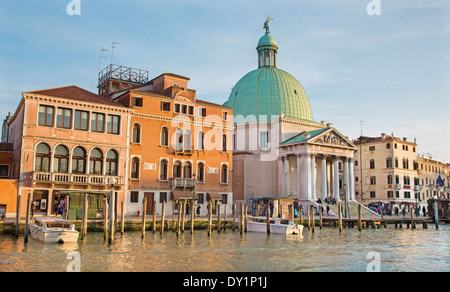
[{"left": 0, "top": 225, "right": 448, "bottom": 272}]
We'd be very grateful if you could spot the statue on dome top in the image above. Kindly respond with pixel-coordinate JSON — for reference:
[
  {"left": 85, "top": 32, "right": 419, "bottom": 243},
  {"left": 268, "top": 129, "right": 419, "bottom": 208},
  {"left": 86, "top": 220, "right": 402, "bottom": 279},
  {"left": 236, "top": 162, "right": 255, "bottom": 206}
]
[{"left": 264, "top": 17, "right": 273, "bottom": 35}]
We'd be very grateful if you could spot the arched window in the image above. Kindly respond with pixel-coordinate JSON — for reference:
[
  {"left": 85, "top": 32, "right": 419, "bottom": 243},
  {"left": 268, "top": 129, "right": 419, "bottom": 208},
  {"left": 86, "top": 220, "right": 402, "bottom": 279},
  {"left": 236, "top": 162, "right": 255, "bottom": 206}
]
[
  {"left": 89, "top": 148, "right": 103, "bottom": 175},
  {"left": 221, "top": 164, "right": 228, "bottom": 184},
  {"left": 183, "top": 162, "right": 192, "bottom": 178},
  {"left": 175, "top": 129, "right": 183, "bottom": 151},
  {"left": 53, "top": 145, "right": 69, "bottom": 173},
  {"left": 160, "top": 159, "right": 168, "bottom": 180},
  {"left": 106, "top": 149, "right": 118, "bottom": 176},
  {"left": 197, "top": 162, "right": 205, "bottom": 182},
  {"left": 161, "top": 127, "right": 169, "bottom": 146},
  {"left": 197, "top": 131, "right": 205, "bottom": 150},
  {"left": 173, "top": 161, "right": 182, "bottom": 178},
  {"left": 132, "top": 123, "right": 141, "bottom": 144},
  {"left": 72, "top": 146, "right": 86, "bottom": 174},
  {"left": 131, "top": 157, "right": 140, "bottom": 179},
  {"left": 184, "top": 130, "right": 192, "bottom": 151},
  {"left": 35, "top": 143, "right": 51, "bottom": 172}
]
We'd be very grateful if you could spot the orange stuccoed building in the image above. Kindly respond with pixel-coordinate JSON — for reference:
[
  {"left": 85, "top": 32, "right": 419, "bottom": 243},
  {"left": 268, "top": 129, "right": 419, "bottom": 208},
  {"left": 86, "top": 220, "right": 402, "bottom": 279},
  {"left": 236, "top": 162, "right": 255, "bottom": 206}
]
[
  {"left": 3, "top": 65, "right": 233, "bottom": 220},
  {"left": 109, "top": 72, "right": 234, "bottom": 217}
]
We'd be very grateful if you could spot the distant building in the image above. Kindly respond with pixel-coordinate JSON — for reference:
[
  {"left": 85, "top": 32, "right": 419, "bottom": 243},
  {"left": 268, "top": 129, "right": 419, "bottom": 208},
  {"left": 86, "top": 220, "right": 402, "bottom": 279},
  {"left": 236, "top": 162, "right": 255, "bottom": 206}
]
[
  {"left": 416, "top": 155, "right": 450, "bottom": 202},
  {"left": 353, "top": 133, "right": 419, "bottom": 209}
]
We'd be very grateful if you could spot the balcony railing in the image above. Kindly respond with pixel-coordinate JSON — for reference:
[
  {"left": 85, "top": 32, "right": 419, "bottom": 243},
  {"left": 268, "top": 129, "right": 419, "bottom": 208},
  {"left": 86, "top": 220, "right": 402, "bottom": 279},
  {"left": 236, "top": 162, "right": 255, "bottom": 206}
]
[
  {"left": 33, "top": 172, "right": 123, "bottom": 186},
  {"left": 171, "top": 178, "right": 195, "bottom": 189}
]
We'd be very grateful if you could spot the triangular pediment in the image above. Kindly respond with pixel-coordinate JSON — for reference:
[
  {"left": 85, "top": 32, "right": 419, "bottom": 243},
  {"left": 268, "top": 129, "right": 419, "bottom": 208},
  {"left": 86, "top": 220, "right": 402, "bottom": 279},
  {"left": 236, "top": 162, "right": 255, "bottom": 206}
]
[{"left": 311, "top": 128, "right": 356, "bottom": 149}]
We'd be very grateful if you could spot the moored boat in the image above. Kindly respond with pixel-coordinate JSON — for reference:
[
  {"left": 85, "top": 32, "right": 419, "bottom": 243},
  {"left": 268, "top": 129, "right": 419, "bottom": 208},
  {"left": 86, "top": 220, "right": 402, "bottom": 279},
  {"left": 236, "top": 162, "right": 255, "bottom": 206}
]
[
  {"left": 28, "top": 217, "right": 79, "bottom": 243},
  {"left": 246, "top": 216, "right": 303, "bottom": 234}
]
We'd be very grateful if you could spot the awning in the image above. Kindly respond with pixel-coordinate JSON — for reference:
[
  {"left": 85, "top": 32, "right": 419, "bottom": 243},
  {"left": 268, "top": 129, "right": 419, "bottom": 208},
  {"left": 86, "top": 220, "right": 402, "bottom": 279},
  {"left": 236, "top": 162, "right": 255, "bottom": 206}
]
[
  {"left": 207, "top": 192, "right": 223, "bottom": 201},
  {"left": 171, "top": 190, "right": 194, "bottom": 201}
]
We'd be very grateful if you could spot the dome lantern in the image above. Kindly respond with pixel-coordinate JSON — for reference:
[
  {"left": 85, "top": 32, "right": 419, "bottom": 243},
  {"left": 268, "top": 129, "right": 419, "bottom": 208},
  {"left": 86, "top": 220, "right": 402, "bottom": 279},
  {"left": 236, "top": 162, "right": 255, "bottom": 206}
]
[
  {"left": 224, "top": 19, "right": 313, "bottom": 122},
  {"left": 257, "top": 17, "right": 278, "bottom": 68}
]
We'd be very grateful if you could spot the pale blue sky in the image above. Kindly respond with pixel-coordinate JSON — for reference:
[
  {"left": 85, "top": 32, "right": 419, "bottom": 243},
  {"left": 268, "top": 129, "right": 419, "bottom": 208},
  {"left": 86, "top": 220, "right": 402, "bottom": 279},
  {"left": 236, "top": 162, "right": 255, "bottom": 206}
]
[{"left": 1, "top": 0, "right": 449, "bottom": 161}]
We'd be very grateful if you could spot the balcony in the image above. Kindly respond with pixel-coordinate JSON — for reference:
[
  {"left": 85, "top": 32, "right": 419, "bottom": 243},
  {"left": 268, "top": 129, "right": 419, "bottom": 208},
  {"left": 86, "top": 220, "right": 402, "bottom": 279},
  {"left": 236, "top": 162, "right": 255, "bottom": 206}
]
[
  {"left": 33, "top": 172, "right": 124, "bottom": 187},
  {"left": 171, "top": 178, "right": 195, "bottom": 189},
  {"left": 174, "top": 148, "right": 193, "bottom": 156}
]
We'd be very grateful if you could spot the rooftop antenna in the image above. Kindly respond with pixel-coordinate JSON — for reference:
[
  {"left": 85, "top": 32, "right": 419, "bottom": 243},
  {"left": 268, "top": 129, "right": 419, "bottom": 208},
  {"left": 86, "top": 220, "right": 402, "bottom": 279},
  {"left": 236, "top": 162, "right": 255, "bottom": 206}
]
[
  {"left": 111, "top": 41, "right": 121, "bottom": 65},
  {"left": 98, "top": 47, "right": 109, "bottom": 72},
  {"left": 360, "top": 120, "right": 366, "bottom": 137}
]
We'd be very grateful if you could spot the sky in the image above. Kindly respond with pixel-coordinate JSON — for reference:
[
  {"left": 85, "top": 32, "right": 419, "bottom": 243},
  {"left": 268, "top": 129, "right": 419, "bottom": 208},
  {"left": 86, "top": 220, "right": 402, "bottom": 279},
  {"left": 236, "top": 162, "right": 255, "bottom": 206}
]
[{"left": 0, "top": 0, "right": 449, "bottom": 162}]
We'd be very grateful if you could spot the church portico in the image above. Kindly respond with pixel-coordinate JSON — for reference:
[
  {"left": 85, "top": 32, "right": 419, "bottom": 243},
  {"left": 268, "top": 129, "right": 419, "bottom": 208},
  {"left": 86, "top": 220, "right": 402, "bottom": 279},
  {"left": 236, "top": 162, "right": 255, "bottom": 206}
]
[{"left": 279, "top": 128, "right": 356, "bottom": 204}]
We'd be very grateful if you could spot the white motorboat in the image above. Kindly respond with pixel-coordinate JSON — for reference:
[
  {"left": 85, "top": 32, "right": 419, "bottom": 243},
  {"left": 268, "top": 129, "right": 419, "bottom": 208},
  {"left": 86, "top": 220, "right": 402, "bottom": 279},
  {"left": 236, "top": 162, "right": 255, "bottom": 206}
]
[
  {"left": 28, "top": 217, "right": 79, "bottom": 243},
  {"left": 246, "top": 216, "right": 303, "bottom": 235}
]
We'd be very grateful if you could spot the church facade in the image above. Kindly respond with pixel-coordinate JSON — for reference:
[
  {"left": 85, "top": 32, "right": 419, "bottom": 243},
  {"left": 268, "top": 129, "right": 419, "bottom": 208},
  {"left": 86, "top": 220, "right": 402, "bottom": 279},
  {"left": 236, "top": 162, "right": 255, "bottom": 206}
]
[{"left": 224, "top": 19, "right": 357, "bottom": 207}]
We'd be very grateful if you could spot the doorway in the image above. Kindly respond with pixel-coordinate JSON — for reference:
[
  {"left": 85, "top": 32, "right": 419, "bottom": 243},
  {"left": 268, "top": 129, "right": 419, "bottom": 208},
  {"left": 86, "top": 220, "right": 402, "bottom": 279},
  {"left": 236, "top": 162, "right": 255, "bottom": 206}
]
[{"left": 144, "top": 192, "right": 154, "bottom": 215}]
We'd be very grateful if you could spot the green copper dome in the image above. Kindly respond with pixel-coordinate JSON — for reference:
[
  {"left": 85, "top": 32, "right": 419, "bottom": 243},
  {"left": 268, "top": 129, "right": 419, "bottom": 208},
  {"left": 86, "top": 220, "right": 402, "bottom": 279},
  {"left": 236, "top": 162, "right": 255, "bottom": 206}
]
[
  {"left": 225, "top": 67, "right": 313, "bottom": 121},
  {"left": 224, "top": 18, "right": 313, "bottom": 122}
]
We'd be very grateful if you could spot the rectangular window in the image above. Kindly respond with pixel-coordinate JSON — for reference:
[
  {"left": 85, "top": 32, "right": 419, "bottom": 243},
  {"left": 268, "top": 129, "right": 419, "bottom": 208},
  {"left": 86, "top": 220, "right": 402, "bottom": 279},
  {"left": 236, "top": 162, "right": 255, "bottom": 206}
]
[
  {"left": 182, "top": 104, "right": 188, "bottom": 114},
  {"left": 188, "top": 106, "right": 194, "bottom": 115},
  {"left": 199, "top": 107, "right": 206, "bottom": 117},
  {"left": 74, "top": 110, "right": 89, "bottom": 131},
  {"left": 134, "top": 97, "right": 143, "bottom": 107},
  {"left": 91, "top": 113, "right": 105, "bottom": 133},
  {"left": 197, "top": 193, "right": 204, "bottom": 204},
  {"left": 161, "top": 101, "right": 171, "bottom": 112},
  {"left": 369, "top": 146, "right": 375, "bottom": 151},
  {"left": 370, "top": 191, "right": 376, "bottom": 198},
  {"left": 38, "top": 105, "right": 54, "bottom": 127},
  {"left": 106, "top": 115, "right": 120, "bottom": 134},
  {"left": 159, "top": 192, "right": 168, "bottom": 203},
  {"left": 130, "top": 191, "right": 139, "bottom": 203},
  {"left": 174, "top": 103, "right": 181, "bottom": 113},
  {"left": 0, "top": 165, "right": 10, "bottom": 177},
  {"left": 56, "top": 108, "right": 72, "bottom": 129},
  {"left": 223, "top": 111, "right": 228, "bottom": 121},
  {"left": 260, "top": 131, "right": 269, "bottom": 148}
]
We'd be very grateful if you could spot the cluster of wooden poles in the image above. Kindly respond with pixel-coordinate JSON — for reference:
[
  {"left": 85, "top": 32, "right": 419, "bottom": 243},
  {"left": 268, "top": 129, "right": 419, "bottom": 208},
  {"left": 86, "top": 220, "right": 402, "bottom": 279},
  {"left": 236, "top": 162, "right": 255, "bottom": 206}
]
[{"left": 22, "top": 192, "right": 438, "bottom": 244}]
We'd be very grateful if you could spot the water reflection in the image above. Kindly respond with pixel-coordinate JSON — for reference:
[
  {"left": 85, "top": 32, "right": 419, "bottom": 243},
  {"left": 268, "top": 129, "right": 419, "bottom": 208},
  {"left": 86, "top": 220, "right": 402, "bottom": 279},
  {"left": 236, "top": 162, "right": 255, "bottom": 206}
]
[{"left": 0, "top": 225, "right": 448, "bottom": 272}]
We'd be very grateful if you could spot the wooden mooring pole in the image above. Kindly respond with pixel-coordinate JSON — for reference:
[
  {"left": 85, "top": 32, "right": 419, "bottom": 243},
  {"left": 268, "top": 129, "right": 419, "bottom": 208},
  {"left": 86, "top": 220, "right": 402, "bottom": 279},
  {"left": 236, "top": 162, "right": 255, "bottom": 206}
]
[
  {"left": 121, "top": 201, "right": 125, "bottom": 235},
  {"left": 160, "top": 200, "right": 166, "bottom": 236},
  {"left": 152, "top": 203, "right": 157, "bottom": 233},
  {"left": 338, "top": 204, "right": 343, "bottom": 232},
  {"left": 240, "top": 203, "right": 244, "bottom": 235},
  {"left": 319, "top": 205, "right": 323, "bottom": 229},
  {"left": 266, "top": 202, "right": 270, "bottom": 235},
  {"left": 81, "top": 193, "right": 88, "bottom": 240},
  {"left": 232, "top": 203, "right": 236, "bottom": 232},
  {"left": 190, "top": 201, "right": 194, "bottom": 234},
  {"left": 24, "top": 193, "right": 32, "bottom": 243},
  {"left": 358, "top": 204, "right": 362, "bottom": 231},
  {"left": 310, "top": 205, "right": 315, "bottom": 233},
  {"left": 141, "top": 197, "right": 147, "bottom": 239},
  {"left": 208, "top": 203, "right": 212, "bottom": 236},
  {"left": 217, "top": 203, "right": 222, "bottom": 233},
  {"left": 300, "top": 205, "right": 304, "bottom": 226},
  {"left": 244, "top": 204, "right": 248, "bottom": 233},
  {"left": 103, "top": 198, "right": 109, "bottom": 241}
]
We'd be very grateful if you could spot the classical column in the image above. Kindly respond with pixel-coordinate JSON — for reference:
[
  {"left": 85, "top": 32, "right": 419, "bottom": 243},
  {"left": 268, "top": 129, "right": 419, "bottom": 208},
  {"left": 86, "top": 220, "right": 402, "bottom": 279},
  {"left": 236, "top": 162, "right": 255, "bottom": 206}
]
[
  {"left": 310, "top": 154, "right": 316, "bottom": 201},
  {"left": 349, "top": 158, "right": 356, "bottom": 201},
  {"left": 303, "top": 153, "right": 311, "bottom": 201},
  {"left": 334, "top": 156, "right": 340, "bottom": 201},
  {"left": 344, "top": 157, "right": 350, "bottom": 202},
  {"left": 284, "top": 155, "right": 290, "bottom": 197},
  {"left": 296, "top": 154, "right": 302, "bottom": 201},
  {"left": 321, "top": 155, "right": 327, "bottom": 201}
]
